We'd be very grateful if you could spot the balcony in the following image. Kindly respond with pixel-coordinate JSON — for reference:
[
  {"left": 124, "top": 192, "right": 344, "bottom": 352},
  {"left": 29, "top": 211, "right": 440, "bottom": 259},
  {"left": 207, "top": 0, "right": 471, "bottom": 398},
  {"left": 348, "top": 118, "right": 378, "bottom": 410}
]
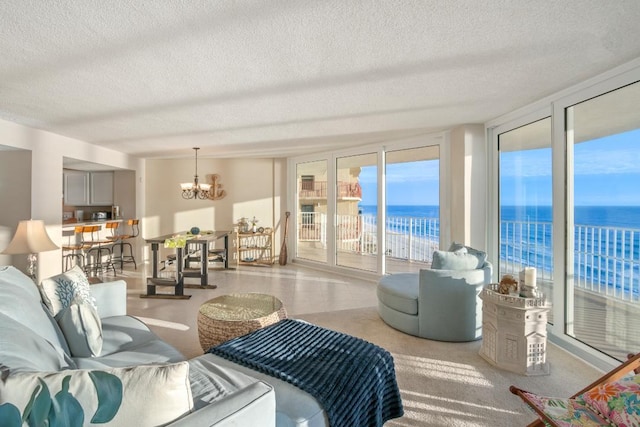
[
  {"left": 298, "top": 213, "right": 640, "bottom": 302},
  {"left": 296, "top": 213, "right": 639, "bottom": 360},
  {"left": 298, "top": 181, "right": 362, "bottom": 200}
]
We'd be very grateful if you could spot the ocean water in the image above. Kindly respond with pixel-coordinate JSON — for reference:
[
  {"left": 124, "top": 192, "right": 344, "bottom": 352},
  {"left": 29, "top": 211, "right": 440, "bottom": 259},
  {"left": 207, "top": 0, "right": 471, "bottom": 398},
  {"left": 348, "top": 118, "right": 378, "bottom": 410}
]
[
  {"left": 361, "top": 204, "right": 640, "bottom": 228},
  {"left": 360, "top": 204, "right": 640, "bottom": 298}
]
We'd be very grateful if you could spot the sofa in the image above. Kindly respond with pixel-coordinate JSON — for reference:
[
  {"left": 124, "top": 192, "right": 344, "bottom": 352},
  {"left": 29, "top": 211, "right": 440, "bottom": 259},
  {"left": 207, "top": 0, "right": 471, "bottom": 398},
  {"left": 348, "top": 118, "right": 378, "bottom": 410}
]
[
  {"left": 0, "top": 265, "right": 328, "bottom": 426},
  {"left": 377, "top": 243, "right": 492, "bottom": 342}
]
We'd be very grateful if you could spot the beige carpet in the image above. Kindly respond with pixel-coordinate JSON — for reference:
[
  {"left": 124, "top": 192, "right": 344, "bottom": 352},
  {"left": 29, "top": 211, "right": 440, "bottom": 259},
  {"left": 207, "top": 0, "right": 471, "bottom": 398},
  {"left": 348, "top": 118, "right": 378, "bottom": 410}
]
[{"left": 297, "top": 307, "right": 602, "bottom": 427}]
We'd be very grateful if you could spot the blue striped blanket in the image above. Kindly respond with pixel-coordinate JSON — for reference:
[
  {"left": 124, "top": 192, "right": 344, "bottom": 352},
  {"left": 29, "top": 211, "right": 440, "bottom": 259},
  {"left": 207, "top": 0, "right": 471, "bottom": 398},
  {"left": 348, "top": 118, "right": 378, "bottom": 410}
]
[{"left": 208, "top": 319, "right": 404, "bottom": 427}]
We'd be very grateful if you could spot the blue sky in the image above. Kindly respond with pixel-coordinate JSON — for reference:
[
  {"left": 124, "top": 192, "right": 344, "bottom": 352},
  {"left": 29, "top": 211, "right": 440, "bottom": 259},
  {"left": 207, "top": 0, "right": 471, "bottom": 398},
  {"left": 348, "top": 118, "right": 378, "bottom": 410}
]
[
  {"left": 358, "top": 128, "right": 639, "bottom": 207},
  {"left": 359, "top": 160, "right": 439, "bottom": 205},
  {"left": 501, "top": 128, "right": 640, "bottom": 206}
]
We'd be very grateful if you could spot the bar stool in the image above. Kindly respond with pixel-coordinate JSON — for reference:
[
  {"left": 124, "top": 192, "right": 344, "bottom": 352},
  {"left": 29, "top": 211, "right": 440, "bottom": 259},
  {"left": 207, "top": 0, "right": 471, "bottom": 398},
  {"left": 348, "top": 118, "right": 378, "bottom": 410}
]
[
  {"left": 108, "top": 219, "right": 139, "bottom": 271},
  {"left": 81, "top": 225, "right": 116, "bottom": 277},
  {"left": 62, "top": 225, "right": 87, "bottom": 272}
]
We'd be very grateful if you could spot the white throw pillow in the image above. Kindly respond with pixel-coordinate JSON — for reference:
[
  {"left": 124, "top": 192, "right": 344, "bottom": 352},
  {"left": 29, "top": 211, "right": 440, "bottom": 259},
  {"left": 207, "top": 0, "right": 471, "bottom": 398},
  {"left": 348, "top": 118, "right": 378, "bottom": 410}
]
[
  {"left": 57, "top": 302, "right": 103, "bottom": 357},
  {"left": 0, "top": 362, "right": 193, "bottom": 426},
  {"left": 431, "top": 248, "right": 481, "bottom": 270},
  {"left": 447, "top": 242, "right": 487, "bottom": 268},
  {"left": 39, "top": 266, "right": 97, "bottom": 317}
]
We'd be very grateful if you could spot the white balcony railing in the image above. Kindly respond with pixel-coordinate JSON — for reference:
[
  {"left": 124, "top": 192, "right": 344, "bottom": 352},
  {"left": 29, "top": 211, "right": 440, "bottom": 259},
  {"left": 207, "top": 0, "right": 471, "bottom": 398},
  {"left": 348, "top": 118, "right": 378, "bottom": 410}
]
[
  {"left": 298, "top": 212, "right": 439, "bottom": 262},
  {"left": 297, "top": 213, "right": 640, "bottom": 303},
  {"left": 501, "top": 220, "right": 640, "bottom": 303}
]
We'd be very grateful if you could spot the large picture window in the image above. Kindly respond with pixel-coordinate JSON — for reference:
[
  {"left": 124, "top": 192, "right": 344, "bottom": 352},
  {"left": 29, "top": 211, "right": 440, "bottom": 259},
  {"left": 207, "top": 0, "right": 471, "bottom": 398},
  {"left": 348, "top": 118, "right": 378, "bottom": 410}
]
[
  {"left": 335, "top": 153, "right": 375, "bottom": 271},
  {"left": 385, "top": 146, "right": 440, "bottom": 274},
  {"left": 498, "top": 117, "right": 553, "bottom": 322},
  {"left": 292, "top": 140, "right": 441, "bottom": 275},
  {"left": 565, "top": 81, "right": 640, "bottom": 361}
]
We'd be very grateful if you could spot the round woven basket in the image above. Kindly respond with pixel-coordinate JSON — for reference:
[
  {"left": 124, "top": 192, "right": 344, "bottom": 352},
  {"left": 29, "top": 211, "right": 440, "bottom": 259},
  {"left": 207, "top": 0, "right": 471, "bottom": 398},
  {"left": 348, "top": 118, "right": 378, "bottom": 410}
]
[{"left": 197, "top": 293, "right": 288, "bottom": 351}]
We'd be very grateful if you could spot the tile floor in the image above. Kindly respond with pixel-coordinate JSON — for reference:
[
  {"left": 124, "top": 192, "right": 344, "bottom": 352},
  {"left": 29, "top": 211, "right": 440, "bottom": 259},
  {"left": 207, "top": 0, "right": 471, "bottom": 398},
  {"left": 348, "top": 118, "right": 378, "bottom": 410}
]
[{"left": 117, "top": 263, "right": 379, "bottom": 358}]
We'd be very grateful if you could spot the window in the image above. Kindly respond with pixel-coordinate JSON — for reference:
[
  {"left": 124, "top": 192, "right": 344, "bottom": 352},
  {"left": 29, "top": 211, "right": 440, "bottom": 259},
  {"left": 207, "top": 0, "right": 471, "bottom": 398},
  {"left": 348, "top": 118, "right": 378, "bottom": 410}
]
[
  {"left": 296, "top": 161, "right": 328, "bottom": 263},
  {"left": 498, "top": 117, "right": 553, "bottom": 322},
  {"left": 336, "top": 153, "right": 376, "bottom": 271},
  {"left": 385, "top": 146, "right": 440, "bottom": 274},
  {"left": 565, "top": 81, "right": 640, "bottom": 361},
  {"left": 292, "top": 136, "right": 443, "bottom": 276},
  {"left": 301, "top": 175, "right": 315, "bottom": 191}
]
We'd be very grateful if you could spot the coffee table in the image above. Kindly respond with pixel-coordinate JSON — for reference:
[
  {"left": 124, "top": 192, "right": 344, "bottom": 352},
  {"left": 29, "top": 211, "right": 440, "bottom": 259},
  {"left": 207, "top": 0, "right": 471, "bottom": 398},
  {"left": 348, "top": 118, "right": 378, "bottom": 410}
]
[{"left": 197, "top": 293, "right": 288, "bottom": 351}]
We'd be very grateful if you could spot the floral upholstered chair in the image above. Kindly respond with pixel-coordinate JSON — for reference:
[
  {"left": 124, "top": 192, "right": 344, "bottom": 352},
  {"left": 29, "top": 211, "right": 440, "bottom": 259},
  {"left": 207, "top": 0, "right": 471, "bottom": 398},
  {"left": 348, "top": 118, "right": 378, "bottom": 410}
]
[{"left": 510, "top": 353, "right": 640, "bottom": 426}]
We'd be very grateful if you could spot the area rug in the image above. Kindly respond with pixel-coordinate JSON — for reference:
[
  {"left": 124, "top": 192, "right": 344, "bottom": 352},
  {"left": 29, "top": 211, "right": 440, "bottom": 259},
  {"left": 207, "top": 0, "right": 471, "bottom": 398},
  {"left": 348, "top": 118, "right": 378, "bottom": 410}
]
[{"left": 297, "top": 307, "right": 602, "bottom": 427}]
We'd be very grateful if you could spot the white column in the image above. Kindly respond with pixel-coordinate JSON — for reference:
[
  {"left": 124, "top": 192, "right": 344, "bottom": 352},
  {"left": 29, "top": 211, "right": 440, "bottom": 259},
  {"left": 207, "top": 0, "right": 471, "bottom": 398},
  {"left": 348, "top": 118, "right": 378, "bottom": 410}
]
[{"left": 448, "top": 124, "right": 487, "bottom": 249}]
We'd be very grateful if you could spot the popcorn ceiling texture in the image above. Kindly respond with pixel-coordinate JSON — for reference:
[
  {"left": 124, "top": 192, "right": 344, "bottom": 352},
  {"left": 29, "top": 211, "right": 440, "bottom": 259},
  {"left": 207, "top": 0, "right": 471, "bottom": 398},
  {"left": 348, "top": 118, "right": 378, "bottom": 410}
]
[{"left": 1, "top": 0, "right": 640, "bottom": 158}]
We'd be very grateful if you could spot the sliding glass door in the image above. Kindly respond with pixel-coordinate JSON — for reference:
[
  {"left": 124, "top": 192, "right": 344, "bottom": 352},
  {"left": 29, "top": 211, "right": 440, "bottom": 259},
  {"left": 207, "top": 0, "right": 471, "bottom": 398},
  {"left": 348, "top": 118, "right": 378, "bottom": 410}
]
[
  {"left": 565, "top": 81, "right": 640, "bottom": 360},
  {"left": 295, "top": 160, "right": 328, "bottom": 263},
  {"left": 292, "top": 138, "right": 442, "bottom": 275},
  {"left": 385, "top": 146, "right": 440, "bottom": 274},
  {"left": 498, "top": 117, "right": 553, "bottom": 321},
  {"left": 335, "top": 153, "right": 376, "bottom": 271}
]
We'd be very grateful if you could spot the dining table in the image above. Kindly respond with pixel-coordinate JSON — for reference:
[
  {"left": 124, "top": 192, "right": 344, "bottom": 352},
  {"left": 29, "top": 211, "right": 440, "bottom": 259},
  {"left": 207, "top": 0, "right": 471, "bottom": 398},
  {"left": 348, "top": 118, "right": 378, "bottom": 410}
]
[{"left": 142, "top": 230, "right": 231, "bottom": 299}]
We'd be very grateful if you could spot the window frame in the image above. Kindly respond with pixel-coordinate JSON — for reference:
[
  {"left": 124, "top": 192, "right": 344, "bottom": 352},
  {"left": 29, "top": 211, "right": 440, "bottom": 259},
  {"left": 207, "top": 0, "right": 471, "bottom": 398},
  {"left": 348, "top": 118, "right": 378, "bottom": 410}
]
[
  {"left": 288, "top": 134, "right": 445, "bottom": 279},
  {"left": 487, "top": 59, "right": 640, "bottom": 372}
]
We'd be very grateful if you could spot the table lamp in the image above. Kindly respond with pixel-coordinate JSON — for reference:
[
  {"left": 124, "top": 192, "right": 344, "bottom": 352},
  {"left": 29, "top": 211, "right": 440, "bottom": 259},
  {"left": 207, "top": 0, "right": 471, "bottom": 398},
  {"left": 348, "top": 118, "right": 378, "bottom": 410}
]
[{"left": 1, "top": 219, "right": 59, "bottom": 281}]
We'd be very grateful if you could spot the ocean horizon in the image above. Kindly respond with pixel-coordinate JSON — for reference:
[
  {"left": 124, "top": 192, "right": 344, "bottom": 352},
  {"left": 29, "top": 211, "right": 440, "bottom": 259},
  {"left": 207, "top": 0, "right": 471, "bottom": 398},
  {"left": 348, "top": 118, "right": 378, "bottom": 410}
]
[
  {"left": 360, "top": 204, "right": 640, "bottom": 229},
  {"left": 359, "top": 204, "right": 639, "bottom": 297}
]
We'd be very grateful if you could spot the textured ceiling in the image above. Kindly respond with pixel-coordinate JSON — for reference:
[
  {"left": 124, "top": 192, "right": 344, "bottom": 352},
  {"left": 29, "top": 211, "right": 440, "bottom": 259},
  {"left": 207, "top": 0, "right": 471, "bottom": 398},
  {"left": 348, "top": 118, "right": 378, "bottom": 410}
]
[{"left": 1, "top": 1, "right": 640, "bottom": 159}]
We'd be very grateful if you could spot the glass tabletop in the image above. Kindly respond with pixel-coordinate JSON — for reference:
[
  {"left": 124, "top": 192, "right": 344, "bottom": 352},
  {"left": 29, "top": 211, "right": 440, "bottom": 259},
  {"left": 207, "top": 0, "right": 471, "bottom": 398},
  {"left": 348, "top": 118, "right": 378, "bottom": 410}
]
[{"left": 199, "top": 293, "right": 283, "bottom": 321}]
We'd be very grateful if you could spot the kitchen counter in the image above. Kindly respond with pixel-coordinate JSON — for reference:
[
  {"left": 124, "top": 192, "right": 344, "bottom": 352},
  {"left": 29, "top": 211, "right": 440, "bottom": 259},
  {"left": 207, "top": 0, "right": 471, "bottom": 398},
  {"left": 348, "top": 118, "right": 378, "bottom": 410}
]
[{"left": 62, "top": 219, "right": 123, "bottom": 230}]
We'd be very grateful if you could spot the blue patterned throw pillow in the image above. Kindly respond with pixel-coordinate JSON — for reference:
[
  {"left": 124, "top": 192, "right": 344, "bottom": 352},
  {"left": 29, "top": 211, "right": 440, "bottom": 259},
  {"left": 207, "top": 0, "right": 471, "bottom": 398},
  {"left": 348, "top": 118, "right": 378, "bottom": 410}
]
[{"left": 39, "top": 266, "right": 96, "bottom": 317}]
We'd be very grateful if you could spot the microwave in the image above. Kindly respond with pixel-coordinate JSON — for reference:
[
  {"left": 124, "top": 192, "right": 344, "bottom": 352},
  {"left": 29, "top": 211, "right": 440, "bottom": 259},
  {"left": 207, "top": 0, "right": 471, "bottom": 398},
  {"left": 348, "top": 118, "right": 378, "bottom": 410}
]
[{"left": 91, "top": 212, "right": 108, "bottom": 220}]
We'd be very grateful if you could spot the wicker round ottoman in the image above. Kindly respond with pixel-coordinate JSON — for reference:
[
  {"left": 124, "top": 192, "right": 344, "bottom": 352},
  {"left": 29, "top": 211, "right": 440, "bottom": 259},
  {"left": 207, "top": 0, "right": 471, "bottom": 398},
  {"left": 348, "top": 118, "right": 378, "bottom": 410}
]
[{"left": 197, "top": 292, "right": 288, "bottom": 351}]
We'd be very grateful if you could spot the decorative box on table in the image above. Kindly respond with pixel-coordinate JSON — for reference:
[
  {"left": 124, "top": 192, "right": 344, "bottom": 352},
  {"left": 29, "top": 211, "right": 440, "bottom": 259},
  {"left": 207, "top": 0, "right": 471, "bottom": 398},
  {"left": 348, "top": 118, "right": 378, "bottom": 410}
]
[{"left": 479, "top": 284, "right": 551, "bottom": 376}]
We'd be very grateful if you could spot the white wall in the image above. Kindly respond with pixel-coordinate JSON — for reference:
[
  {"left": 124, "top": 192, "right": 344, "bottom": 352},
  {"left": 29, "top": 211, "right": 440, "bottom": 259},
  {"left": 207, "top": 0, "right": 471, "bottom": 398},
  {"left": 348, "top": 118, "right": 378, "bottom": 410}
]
[
  {"left": 0, "top": 118, "right": 144, "bottom": 280},
  {"left": 145, "top": 157, "right": 287, "bottom": 265},
  {"left": 0, "top": 150, "right": 32, "bottom": 271}
]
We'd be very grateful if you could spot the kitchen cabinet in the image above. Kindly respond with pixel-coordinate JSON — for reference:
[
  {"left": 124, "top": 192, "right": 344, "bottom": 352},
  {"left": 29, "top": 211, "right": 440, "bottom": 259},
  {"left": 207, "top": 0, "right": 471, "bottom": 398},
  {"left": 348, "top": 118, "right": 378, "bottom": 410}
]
[
  {"left": 235, "top": 230, "right": 274, "bottom": 267},
  {"left": 63, "top": 171, "right": 90, "bottom": 205},
  {"left": 64, "top": 171, "right": 113, "bottom": 206},
  {"left": 90, "top": 172, "right": 114, "bottom": 205}
]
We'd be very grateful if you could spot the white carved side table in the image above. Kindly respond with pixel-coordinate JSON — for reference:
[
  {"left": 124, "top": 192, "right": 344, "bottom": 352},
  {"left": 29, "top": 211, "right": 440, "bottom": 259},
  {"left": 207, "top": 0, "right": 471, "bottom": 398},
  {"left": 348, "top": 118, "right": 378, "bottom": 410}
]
[{"left": 479, "top": 285, "right": 551, "bottom": 376}]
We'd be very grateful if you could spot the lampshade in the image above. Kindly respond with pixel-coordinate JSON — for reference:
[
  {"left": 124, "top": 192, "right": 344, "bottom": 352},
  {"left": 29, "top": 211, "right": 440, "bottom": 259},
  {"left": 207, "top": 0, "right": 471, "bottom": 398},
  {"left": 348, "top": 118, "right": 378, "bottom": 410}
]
[{"left": 1, "top": 220, "right": 59, "bottom": 255}]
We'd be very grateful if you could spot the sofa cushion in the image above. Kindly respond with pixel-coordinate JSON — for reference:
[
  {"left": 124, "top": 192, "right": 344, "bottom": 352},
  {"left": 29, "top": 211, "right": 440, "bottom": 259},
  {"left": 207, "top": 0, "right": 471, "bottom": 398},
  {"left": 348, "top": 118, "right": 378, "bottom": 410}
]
[
  {"left": 74, "top": 316, "right": 185, "bottom": 369},
  {"left": 57, "top": 302, "right": 103, "bottom": 358},
  {"left": 0, "top": 362, "right": 193, "bottom": 426},
  {"left": 432, "top": 248, "right": 482, "bottom": 270},
  {"left": 39, "top": 265, "right": 97, "bottom": 317},
  {"left": 377, "top": 273, "right": 419, "bottom": 315},
  {"left": 0, "top": 266, "right": 72, "bottom": 362},
  {"left": 188, "top": 355, "right": 271, "bottom": 409},
  {"left": 196, "top": 354, "right": 326, "bottom": 427},
  {"left": 448, "top": 242, "right": 487, "bottom": 268},
  {"left": 0, "top": 312, "right": 75, "bottom": 372}
]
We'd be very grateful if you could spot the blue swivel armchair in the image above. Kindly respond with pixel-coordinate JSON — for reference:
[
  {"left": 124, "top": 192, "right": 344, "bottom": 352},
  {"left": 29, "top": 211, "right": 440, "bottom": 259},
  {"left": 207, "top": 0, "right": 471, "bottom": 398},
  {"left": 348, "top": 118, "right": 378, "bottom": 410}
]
[{"left": 377, "top": 244, "right": 492, "bottom": 342}]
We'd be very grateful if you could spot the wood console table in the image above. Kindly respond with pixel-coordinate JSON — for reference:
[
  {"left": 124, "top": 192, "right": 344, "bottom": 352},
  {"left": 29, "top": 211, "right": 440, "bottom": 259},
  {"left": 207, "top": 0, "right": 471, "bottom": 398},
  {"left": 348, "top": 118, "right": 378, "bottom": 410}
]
[{"left": 142, "top": 230, "right": 230, "bottom": 299}]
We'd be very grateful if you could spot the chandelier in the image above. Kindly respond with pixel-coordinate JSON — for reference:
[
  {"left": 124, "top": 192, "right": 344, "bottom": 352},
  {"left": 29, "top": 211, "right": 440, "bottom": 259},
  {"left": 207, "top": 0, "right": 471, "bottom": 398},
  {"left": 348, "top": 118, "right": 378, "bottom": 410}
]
[{"left": 180, "top": 147, "right": 211, "bottom": 199}]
